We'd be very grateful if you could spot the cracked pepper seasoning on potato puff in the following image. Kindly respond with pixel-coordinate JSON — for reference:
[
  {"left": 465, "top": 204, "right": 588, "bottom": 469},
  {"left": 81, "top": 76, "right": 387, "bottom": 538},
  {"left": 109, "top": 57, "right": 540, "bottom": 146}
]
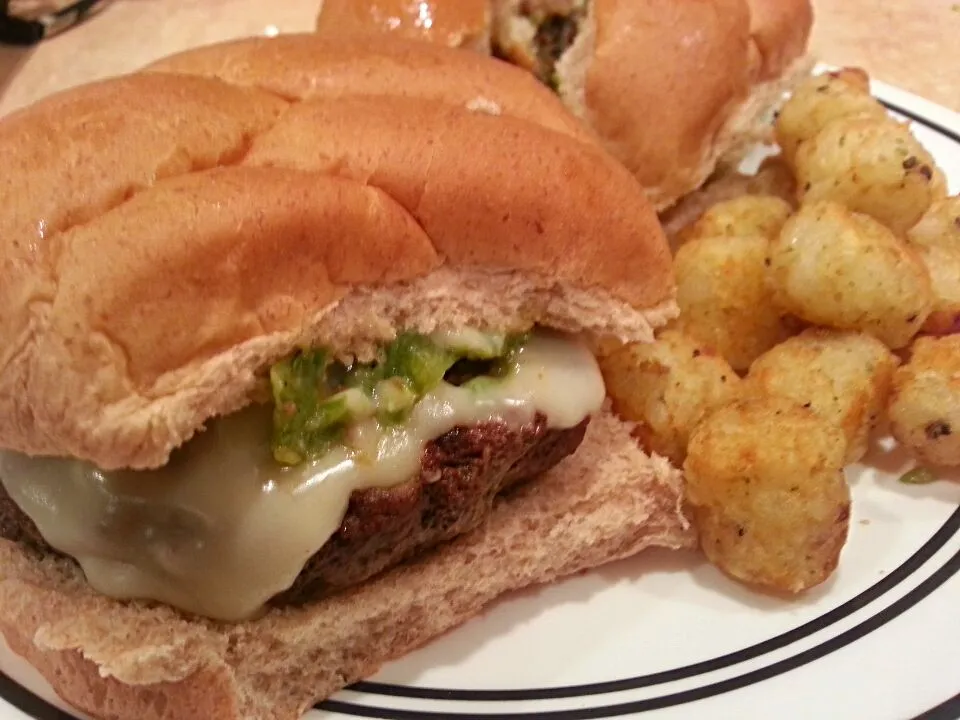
[
  {"left": 684, "top": 396, "right": 851, "bottom": 594},
  {"left": 599, "top": 330, "right": 741, "bottom": 465},
  {"left": 676, "top": 195, "right": 793, "bottom": 246},
  {"left": 794, "top": 116, "right": 946, "bottom": 234},
  {"left": 775, "top": 68, "right": 887, "bottom": 167},
  {"left": 768, "top": 201, "right": 933, "bottom": 349},
  {"left": 675, "top": 233, "right": 796, "bottom": 371},
  {"left": 745, "top": 328, "right": 899, "bottom": 464}
]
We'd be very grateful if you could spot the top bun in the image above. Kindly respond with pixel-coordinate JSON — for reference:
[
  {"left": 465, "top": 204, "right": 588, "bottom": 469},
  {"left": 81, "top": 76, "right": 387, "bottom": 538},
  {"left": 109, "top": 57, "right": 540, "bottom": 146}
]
[
  {"left": 315, "top": 0, "right": 814, "bottom": 209},
  {"left": 144, "top": 34, "right": 594, "bottom": 144},
  {"left": 0, "top": 36, "right": 673, "bottom": 472}
]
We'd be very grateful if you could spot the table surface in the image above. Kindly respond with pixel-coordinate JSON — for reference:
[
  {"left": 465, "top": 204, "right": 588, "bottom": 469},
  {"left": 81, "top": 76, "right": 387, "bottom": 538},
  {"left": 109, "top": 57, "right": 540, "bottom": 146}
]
[{"left": 0, "top": 0, "right": 957, "bottom": 116}]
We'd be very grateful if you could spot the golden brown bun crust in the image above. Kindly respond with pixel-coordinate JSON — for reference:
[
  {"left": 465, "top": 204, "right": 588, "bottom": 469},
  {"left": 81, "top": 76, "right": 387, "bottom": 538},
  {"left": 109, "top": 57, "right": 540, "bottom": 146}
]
[
  {"left": 243, "top": 95, "right": 669, "bottom": 306},
  {"left": 315, "top": 0, "right": 491, "bottom": 52},
  {"left": 584, "top": 0, "right": 753, "bottom": 207},
  {"left": 144, "top": 34, "right": 593, "bottom": 144},
  {"left": 310, "top": 1, "right": 813, "bottom": 209},
  {"left": 0, "top": 408, "right": 694, "bottom": 720},
  {"left": 572, "top": 0, "right": 813, "bottom": 208},
  {"left": 0, "top": 35, "right": 673, "bottom": 470},
  {"left": 0, "top": 72, "right": 286, "bottom": 382},
  {"left": 747, "top": 0, "right": 815, "bottom": 80},
  {"left": 583, "top": 0, "right": 813, "bottom": 208}
]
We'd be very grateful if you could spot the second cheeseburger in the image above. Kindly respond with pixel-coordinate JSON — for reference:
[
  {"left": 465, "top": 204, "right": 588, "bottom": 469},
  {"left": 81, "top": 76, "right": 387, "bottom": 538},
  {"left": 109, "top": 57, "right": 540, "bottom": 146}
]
[{"left": 0, "top": 36, "right": 690, "bottom": 719}]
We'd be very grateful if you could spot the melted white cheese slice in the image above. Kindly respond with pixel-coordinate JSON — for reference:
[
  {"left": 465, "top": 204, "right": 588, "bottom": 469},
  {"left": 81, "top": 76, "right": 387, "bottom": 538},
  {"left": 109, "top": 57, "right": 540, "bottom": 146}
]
[{"left": 0, "top": 332, "right": 605, "bottom": 620}]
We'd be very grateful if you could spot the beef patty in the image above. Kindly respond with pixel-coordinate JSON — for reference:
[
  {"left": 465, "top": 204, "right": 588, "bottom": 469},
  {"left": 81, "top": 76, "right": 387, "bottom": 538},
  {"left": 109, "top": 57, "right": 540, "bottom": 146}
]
[{"left": 0, "top": 415, "right": 588, "bottom": 608}]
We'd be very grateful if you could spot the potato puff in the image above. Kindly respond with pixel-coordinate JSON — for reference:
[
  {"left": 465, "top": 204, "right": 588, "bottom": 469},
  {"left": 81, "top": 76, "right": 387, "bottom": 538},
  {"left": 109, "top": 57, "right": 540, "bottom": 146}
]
[
  {"left": 795, "top": 116, "right": 946, "bottom": 234},
  {"left": 745, "top": 329, "right": 899, "bottom": 463},
  {"left": 908, "top": 196, "right": 960, "bottom": 249},
  {"left": 903, "top": 196, "right": 960, "bottom": 334},
  {"left": 677, "top": 195, "right": 793, "bottom": 246},
  {"left": 768, "top": 201, "right": 933, "bottom": 349},
  {"left": 914, "top": 244, "right": 960, "bottom": 335},
  {"left": 660, "top": 157, "right": 796, "bottom": 243},
  {"left": 775, "top": 68, "right": 887, "bottom": 167},
  {"left": 684, "top": 396, "right": 851, "bottom": 594},
  {"left": 889, "top": 335, "right": 960, "bottom": 466},
  {"left": 675, "top": 233, "right": 796, "bottom": 371},
  {"left": 600, "top": 330, "right": 741, "bottom": 465}
]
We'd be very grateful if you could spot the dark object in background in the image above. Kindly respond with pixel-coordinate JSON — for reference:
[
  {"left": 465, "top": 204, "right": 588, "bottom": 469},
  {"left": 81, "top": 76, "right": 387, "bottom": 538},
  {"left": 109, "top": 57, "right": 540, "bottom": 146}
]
[{"left": 0, "top": 0, "right": 110, "bottom": 45}]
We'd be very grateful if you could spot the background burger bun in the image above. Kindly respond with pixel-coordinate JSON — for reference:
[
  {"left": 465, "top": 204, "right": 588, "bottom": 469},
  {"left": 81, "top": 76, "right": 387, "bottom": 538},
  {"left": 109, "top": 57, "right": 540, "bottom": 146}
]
[
  {"left": 0, "top": 37, "right": 691, "bottom": 720},
  {"left": 144, "top": 33, "right": 594, "bottom": 143},
  {"left": 314, "top": 0, "right": 492, "bottom": 53},
  {"left": 315, "top": 0, "right": 815, "bottom": 210}
]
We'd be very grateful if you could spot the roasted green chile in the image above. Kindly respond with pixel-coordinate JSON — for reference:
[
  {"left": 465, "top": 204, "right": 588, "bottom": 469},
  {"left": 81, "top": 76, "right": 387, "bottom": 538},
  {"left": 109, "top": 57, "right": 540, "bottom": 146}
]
[{"left": 270, "top": 331, "right": 527, "bottom": 465}]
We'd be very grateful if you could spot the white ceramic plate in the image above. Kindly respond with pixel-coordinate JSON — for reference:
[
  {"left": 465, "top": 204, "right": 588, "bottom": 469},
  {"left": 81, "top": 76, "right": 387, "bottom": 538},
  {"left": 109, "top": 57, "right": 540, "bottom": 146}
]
[{"left": 0, "top": 80, "right": 958, "bottom": 720}]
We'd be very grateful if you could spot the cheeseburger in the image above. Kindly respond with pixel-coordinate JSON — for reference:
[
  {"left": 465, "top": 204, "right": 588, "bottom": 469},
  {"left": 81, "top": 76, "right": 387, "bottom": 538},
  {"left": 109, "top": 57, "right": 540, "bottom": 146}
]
[{"left": 0, "top": 35, "right": 691, "bottom": 720}]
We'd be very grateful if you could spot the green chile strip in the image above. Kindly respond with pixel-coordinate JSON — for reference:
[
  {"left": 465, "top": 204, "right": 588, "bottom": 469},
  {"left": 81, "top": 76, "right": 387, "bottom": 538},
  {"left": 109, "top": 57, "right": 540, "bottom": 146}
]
[{"left": 270, "top": 331, "right": 523, "bottom": 465}]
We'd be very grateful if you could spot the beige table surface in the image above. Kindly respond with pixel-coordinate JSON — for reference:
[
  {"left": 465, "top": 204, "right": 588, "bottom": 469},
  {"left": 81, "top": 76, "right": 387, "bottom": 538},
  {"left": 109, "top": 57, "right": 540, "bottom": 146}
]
[{"left": 0, "top": 0, "right": 957, "bottom": 116}]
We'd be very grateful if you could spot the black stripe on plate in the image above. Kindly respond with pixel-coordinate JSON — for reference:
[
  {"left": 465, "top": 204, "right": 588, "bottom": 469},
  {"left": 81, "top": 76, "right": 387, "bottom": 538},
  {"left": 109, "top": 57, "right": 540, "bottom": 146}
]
[
  {"left": 0, "top": 673, "right": 72, "bottom": 720},
  {"left": 912, "top": 692, "right": 960, "bottom": 720},
  {"left": 350, "top": 507, "right": 960, "bottom": 701},
  {"left": 883, "top": 100, "right": 960, "bottom": 144},
  {"left": 325, "top": 544, "right": 960, "bottom": 718},
  {"left": 4, "top": 532, "right": 955, "bottom": 720}
]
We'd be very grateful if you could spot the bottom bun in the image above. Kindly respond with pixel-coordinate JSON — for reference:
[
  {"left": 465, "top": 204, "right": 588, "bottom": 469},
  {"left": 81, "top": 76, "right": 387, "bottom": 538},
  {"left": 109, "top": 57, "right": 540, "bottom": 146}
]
[{"left": 0, "top": 406, "right": 693, "bottom": 720}]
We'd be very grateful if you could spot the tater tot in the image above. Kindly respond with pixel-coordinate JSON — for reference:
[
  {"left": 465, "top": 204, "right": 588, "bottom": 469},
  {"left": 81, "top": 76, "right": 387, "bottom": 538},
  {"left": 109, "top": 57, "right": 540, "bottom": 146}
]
[
  {"left": 675, "top": 234, "right": 795, "bottom": 371},
  {"left": 775, "top": 69, "right": 887, "bottom": 166},
  {"left": 915, "top": 244, "right": 960, "bottom": 335},
  {"left": 684, "top": 396, "right": 851, "bottom": 593},
  {"left": 600, "top": 330, "right": 741, "bottom": 465},
  {"left": 678, "top": 195, "right": 793, "bottom": 245},
  {"left": 745, "top": 329, "right": 899, "bottom": 463},
  {"left": 661, "top": 158, "right": 797, "bottom": 243},
  {"left": 888, "top": 336, "right": 960, "bottom": 466},
  {"left": 908, "top": 196, "right": 960, "bottom": 249},
  {"left": 795, "top": 116, "right": 946, "bottom": 233},
  {"left": 768, "top": 201, "right": 933, "bottom": 349}
]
